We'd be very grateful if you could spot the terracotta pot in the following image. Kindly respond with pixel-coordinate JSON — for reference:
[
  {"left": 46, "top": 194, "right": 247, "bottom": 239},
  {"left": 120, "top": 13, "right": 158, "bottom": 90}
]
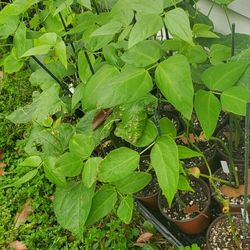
[
  {"left": 211, "top": 167, "right": 250, "bottom": 213},
  {"left": 206, "top": 213, "right": 250, "bottom": 250},
  {"left": 158, "top": 178, "right": 211, "bottom": 235}
]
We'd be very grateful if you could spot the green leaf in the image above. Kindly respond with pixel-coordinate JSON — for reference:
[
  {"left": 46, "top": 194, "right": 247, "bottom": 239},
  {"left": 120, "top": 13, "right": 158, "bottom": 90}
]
[
  {"left": 72, "top": 82, "right": 84, "bottom": 109},
  {"left": 192, "top": 24, "right": 219, "bottom": 38},
  {"left": 98, "top": 147, "right": 140, "bottom": 182},
  {"left": 133, "top": 120, "right": 158, "bottom": 147},
  {"left": 159, "top": 117, "right": 176, "bottom": 138},
  {"left": 0, "top": 169, "right": 38, "bottom": 189},
  {"left": 56, "top": 152, "right": 83, "bottom": 177},
  {"left": 77, "top": 0, "right": 92, "bottom": 9},
  {"left": 82, "top": 65, "right": 153, "bottom": 110},
  {"left": 35, "top": 32, "right": 57, "bottom": 46},
  {"left": 54, "top": 181, "right": 95, "bottom": 237},
  {"left": 53, "top": 0, "right": 74, "bottom": 16},
  {"left": 21, "top": 45, "right": 52, "bottom": 57},
  {"left": 4, "top": 53, "right": 23, "bottom": 73},
  {"left": 19, "top": 156, "right": 42, "bottom": 167},
  {"left": 91, "top": 21, "right": 123, "bottom": 36},
  {"left": 221, "top": 86, "right": 250, "bottom": 116},
  {"left": 55, "top": 41, "right": 67, "bottom": 69},
  {"left": 43, "top": 157, "right": 66, "bottom": 187},
  {"left": 121, "top": 40, "right": 163, "bottom": 67},
  {"left": 185, "top": 45, "right": 207, "bottom": 64},
  {"left": 201, "top": 62, "right": 248, "bottom": 91},
  {"left": 128, "top": 13, "right": 163, "bottom": 48},
  {"left": 130, "top": 0, "right": 163, "bottom": 14},
  {"left": 114, "top": 172, "right": 152, "bottom": 194},
  {"left": 164, "top": 8, "right": 193, "bottom": 44},
  {"left": 82, "top": 157, "right": 102, "bottom": 188},
  {"left": 214, "top": 0, "right": 234, "bottom": 5},
  {"left": 209, "top": 44, "right": 231, "bottom": 65},
  {"left": 69, "top": 134, "right": 95, "bottom": 160},
  {"left": 177, "top": 145, "right": 202, "bottom": 159},
  {"left": 117, "top": 195, "right": 134, "bottom": 224},
  {"left": 14, "top": 22, "right": 32, "bottom": 58},
  {"left": 78, "top": 51, "right": 94, "bottom": 83},
  {"left": 194, "top": 90, "right": 221, "bottom": 138},
  {"left": 150, "top": 135, "right": 179, "bottom": 206},
  {"left": 155, "top": 54, "right": 193, "bottom": 120},
  {"left": 86, "top": 185, "right": 117, "bottom": 225},
  {"left": 178, "top": 175, "right": 193, "bottom": 192}
]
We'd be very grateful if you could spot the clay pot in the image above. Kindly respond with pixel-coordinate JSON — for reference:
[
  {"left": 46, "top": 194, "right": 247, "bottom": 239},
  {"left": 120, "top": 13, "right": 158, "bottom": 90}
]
[
  {"left": 158, "top": 178, "right": 211, "bottom": 235},
  {"left": 135, "top": 191, "right": 159, "bottom": 211},
  {"left": 211, "top": 167, "right": 250, "bottom": 213},
  {"left": 206, "top": 213, "right": 250, "bottom": 250}
]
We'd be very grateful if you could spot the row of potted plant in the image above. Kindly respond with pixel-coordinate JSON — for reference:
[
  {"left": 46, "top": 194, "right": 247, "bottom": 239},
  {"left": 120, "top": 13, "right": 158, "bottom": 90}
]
[{"left": 0, "top": 0, "right": 250, "bottom": 248}]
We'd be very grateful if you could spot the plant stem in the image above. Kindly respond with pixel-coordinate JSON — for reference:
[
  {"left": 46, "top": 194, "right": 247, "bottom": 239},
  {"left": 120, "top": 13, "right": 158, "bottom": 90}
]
[
  {"left": 243, "top": 102, "right": 250, "bottom": 239},
  {"left": 210, "top": 136, "right": 239, "bottom": 187},
  {"left": 92, "top": 0, "right": 99, "bottom": 14},
  {"left": 153, "top": 106, "right": 161, "bottom": 136},
  {"left": 226, "top": 212, "right": 240, "bottom": 246},
  {"left": 224, "top": 6, "right": 232, "bottom": 33},
  {"left": 140, "top": 142, "right": 155, "bottom": 155},
  {"left": 31, "top": 56, "right": 71, "bottom": 95},
  {"left": 199, "top": 173, "right": 231, "bottom": 185}
]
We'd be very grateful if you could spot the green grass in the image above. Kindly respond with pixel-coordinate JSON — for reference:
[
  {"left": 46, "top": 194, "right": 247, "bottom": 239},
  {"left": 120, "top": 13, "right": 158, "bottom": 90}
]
[{"left": 0, "top": 69, "right": 172, "bottom": 250}]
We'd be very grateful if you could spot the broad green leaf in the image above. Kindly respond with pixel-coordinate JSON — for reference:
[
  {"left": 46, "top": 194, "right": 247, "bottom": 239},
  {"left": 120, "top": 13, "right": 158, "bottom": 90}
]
[
  {"left": 121, "top": 40, "right": 163, "bottom": 67},
  {"left": 221, "top": 86, "right": 250, "bottom": 116},
  {"left": 0, "top": 169, "right": 38, "bottom": 190},
  {"left": 19, "top": 156, "right": 42, "bottom": 167},
  {"left": 103, "top": 44, "right": 123, "bottom": 67},
  {"left": 177, "top": 145, "right": 202, "bottom": 159},
  {"left": 0, "top": 0, "right": 39, "bottom": 16},
  {"left": 128, "top": 13, "right": 163, "bottom": 48},
  {"left": 82, "top": 157, "right": 102, "bottom": 188},
  {"left": 72, "top": 82, "right": 84, "bottom": 109},
  {"left": 98, "top": 147, "right": 139, "bottom": 182},
  {"left": 133, "top": 120, "right": 158, "bottom": 147},
  {"left": 69, "top": 134, "right": 95, "bottom": 159},
  {"left": 164, "top": 8, "right": 193, "bottom": 44},
  {"left": 209, "top": 44, "right": 231, "bottom": 65},
  {"left": 43, "top": 157, "right": 66, "bottom": 186},
  {"left": 185, "top": 45, "right": 207, "bottom": 64},
  {"left": 86, "top": 185, "right": 117, "bottom": 225},
  {"left": 192, "top": 24, "right": 219, "bottom": 38},
  {"left": 78, "top": 51, "right": 95, "bottom": 83},
  {"left": 159, "top": 117, "right": 176, "bottom": 138},
  {"left": 54, "top": 181, "right": 95, "bottom": 237},
  {"left": 202, "top": 62, "right": 248, "bottom": 91},
  {"left": 56, "top": 152, "right": 83, "bottom": 177},
  {"left": 77, "top": 0, "right": 92, "bottom": 9},
  {"left": 21, "top": 45, "right": 52, "bottom": 57},
  {"left": 178, "top": 175, "right": 193, "bottom": 192},
  {"left": 4, "top": 53, "right": 23, "bottom": 73},
  {"left": 82, "top": 65, "right": 153, "bottom": 110},
  {"left": 91, "top": 21, "right": 123, "bottom": 36},
  {"left": 117, "top": 195, "right": 134, "bottom": 224},
  {"left": 150, "top": 135, "right": 179, "bottom": 206},
  {"left": 194, "top": 90, "right": 221, "bottom": 138},
  {"left": 214, "top": 0, "right": 234, "bottom": 5},
  {"left": 163, "top": 0, "right": 183, "bottom": 8},
  {"left": 0, "top": 15, "right": 19, "bottom": 39},
  {"left": 155, "top": 54, "right": 193, "bottom": 120},
  {"left": 14, "top": 22, "right": 32, "bottom": 58},
  {"left": 114, "top": 172, "right": 152, "bottom": 194},
  {"left": 55, "top": 41, "right": 67, "bottom": 69},
  {"left": 130, "top": 0, "right": 163, "bottom": 14},
  {"left": 53, "top": 0, "right": 74, "bottom": 16},
  {"left": 35, "top": 32, "right": 57, "bottom": 46}
]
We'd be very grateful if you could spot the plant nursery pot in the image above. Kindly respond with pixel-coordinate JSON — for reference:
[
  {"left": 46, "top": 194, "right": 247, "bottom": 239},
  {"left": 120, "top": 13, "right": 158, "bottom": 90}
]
[
  {"left": 134, "top": 156, "right": 160, "bottom": 210},
  {"left": 158, "top": 178, "right": 211, "bottom": 235},
  {"left": 211, "top": 167, "right": 250, "bottom": 213},
  {"left": 206, "top": 213, "right": 250, "bottom": 250}
]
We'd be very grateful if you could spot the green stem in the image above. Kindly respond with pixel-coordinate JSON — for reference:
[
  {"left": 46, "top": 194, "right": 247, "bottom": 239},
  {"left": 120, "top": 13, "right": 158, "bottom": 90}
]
[
  {"left": 223, "top": 6, "right": 232, "bottom": 33},
  {"left": 200, "top": 173, "right": 231, "bottom": 185},
  {"left": 140, "top": 142, "right": 155, "bottom": 155},
  {"left": 227, "top": 212, "right": 240, "bottom": 246}
]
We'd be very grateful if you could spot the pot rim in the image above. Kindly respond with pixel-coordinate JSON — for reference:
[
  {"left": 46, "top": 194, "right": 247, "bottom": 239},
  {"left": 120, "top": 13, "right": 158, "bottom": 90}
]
[
  {"left": 158, "top": 177, "right": 211, "bottom": 223},
  {"left": 206, "top": 212, "right": 250, "bottom": 250}
]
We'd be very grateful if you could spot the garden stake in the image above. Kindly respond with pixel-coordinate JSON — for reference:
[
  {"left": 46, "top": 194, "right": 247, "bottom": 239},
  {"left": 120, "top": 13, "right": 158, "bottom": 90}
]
[
  {"left": 243, "top": 102, "right": 250, "bottom": 239},
  {"left": 31, "top": 56, "right": 71, "bottom": 95}
]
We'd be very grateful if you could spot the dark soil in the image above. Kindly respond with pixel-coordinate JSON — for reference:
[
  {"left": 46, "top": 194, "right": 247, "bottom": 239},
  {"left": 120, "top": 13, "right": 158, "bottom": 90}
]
[
  {"left": 212, "top": 167, "right": 250, "bottom": 207},
  {"left": 207, "top": 214, "right": 250, "bottom": 250},
  {"left": 135, "top": 156, "right": 159, "bottom": 197},
  {"left": 159, "top": 178, "right": 209, "bottom": 220}
]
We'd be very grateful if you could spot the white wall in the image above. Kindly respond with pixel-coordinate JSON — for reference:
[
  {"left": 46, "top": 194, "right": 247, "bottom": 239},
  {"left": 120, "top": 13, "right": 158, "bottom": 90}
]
[{"left": 197, "top": 0, "right": 250, "bottom": 35}]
